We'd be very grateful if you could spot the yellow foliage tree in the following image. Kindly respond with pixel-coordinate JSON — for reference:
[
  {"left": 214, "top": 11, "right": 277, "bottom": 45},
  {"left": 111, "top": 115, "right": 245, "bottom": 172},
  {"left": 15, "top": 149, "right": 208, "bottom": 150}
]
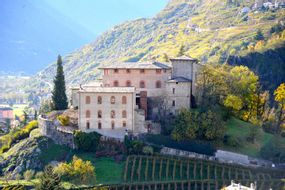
[
  {"left": 54, "top": 156, "right": 95, "bottom": 184},
  {"left": 274, "top": 83, "right": 285, "bottom": 131}
]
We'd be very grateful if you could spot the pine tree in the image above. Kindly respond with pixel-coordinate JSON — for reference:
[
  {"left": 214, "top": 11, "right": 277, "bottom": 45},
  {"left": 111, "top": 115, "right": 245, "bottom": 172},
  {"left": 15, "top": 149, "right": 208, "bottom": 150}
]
[
  {"left": 36, "top": 165, "right": 61, "bottom": 190},
  {"left": 52, "top": 55, "right": 68, "bottom": 110},
  {"left": 34, "top": 110, "right": 38, "bottom": 120},
  {"left": 162, "top": 53, "right": 169, "bottom": 62},
  {"left": 177, "top": 45, "right": 186, "bottom": 57}
]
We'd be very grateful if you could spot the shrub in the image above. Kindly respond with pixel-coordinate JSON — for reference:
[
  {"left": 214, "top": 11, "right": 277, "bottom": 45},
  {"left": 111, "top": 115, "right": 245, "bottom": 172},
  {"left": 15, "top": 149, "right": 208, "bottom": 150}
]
[
  {"left": 23, "top": 170, "right": 35, "bottom": 181},
  {"left": 54, "top": 156, "right": 95, "bottom": 184},
  {"left": 224, "top": 135, "right": 241, "bottom": 147},
  {"left": 142, "top": 146, "right": 154, "bottom": 155},
  {"left": 36, "top": 165, "right": 61, "bottom": 190},
  {"left": 57, "top": 115, "right": 70, "bottom": 126},
  {"left": 74, "top": 131, "right": 101, "bottom": 152},
  {"left": 15, "top": 173, "right": 22, "bottom": 181},
  {"left": 35, "top": 171, "right": 44, "bottom": 179}
]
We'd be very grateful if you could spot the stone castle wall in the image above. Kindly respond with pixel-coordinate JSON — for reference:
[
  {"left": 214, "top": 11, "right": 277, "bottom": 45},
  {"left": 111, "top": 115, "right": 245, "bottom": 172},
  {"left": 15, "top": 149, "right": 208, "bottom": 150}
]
[{"left": 38, "top": 116, "right": 75, "bottom": 149}]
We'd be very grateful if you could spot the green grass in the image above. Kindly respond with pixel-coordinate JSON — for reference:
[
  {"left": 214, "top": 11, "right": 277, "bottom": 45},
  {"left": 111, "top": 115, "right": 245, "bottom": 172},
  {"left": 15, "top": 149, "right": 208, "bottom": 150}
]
[
  {"left": 74, "top": 153, "right": 124, "bottom": 184},
  {"left": 221, "top": 117, "right": 284, "bottom": 158}
]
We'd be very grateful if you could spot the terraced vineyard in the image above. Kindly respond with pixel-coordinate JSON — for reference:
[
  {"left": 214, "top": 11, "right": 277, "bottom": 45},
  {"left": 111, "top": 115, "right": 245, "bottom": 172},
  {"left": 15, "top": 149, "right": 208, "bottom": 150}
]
[{"left": 105, "top": 155, "right": 285, "bottom": 190}]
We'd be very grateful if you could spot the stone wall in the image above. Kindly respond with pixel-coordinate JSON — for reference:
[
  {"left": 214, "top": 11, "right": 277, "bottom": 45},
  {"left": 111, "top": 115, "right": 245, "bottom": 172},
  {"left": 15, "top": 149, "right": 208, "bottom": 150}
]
[{"left": 38, "top": 116, "right": 75, "bottom": 149}]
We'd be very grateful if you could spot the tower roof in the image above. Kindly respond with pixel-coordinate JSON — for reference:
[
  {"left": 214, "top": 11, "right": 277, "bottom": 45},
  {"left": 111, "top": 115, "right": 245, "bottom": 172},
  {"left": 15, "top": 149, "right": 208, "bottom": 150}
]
[
  {"left": 170, "top": 55, "right": 198, "bottom": 62},
  {"left": 98, "top": 61, "right": 171, "bottom": 70}
]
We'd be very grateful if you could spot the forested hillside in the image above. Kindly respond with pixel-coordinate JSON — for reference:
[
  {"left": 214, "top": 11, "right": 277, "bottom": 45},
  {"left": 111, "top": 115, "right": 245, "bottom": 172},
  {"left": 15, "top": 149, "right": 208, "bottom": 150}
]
[{"left": 23, "top": 0, "right": 285, "bottom": 94}]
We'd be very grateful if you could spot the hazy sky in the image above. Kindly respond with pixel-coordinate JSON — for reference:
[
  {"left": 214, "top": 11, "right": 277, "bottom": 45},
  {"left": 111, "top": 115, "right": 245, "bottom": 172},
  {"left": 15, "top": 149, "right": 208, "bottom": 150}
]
[
  {"left": 43, "top": 0, "right": 168, "bottom": 35},
  {"left": 0, "top": 0, "right": 168, "bottom": 74}
]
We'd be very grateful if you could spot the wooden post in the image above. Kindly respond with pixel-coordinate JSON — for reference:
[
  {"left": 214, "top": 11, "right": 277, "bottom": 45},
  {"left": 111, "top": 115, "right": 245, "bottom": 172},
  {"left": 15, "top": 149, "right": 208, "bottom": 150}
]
[
  {"left": 180, "top": 161, "right": 183, "bottom": 179},
  {"left": 194, "top": 162, "right": 197, "bottom": 179},
  {"left": 152, "top": 157, "right": 156, "bottom": 181},
  {"left": 173, "top": 160, "right": 177, "bottom": 180},
  {"left": 124, "top": 156, "right": 130, "bottom": 181},
  {"left": 207, "top": 165, "right": 210, "bottom": 180},
  {"left": 200, "top": 161, "right": 203, "bottom": 179},
  {"left": 166, "top": 159, "right": 169, "bottom": 180},
  {"left": 159, "top": 159, "right": 163, "bottom": 180},
  {"left": 145, "top": 158, "right": 149, "bottom": 181},
  {"left": 187, "top": 161, "right": 190, "bottom": 179},
  {"left": 137, "top": 156, "right": 142, "bottom": 181},
  {"left": 131, "top": 157, "right": 136, "bottom": 182}
]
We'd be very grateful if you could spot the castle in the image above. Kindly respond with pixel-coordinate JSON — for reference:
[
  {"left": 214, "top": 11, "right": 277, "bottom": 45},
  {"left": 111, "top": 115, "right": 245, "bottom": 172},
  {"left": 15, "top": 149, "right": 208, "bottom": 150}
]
[{"left": 71, "top": 56, "right": 201, "bottom": 139}]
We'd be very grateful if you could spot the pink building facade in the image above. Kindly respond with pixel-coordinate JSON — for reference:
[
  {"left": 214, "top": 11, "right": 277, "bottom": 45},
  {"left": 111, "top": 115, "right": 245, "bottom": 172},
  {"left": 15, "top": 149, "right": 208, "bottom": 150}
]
[{"left": 0, "top": 107, "right": 14, "bottom": 121}]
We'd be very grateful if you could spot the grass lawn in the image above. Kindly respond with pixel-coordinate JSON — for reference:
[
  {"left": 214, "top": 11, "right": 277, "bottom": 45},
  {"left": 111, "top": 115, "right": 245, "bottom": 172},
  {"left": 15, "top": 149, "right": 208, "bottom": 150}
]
[
  {"left": 221, "top": 117, "right": 285, "bottom": 158},
  {"left": 74, "top": 153, "right": 124, "bottom": 184}
]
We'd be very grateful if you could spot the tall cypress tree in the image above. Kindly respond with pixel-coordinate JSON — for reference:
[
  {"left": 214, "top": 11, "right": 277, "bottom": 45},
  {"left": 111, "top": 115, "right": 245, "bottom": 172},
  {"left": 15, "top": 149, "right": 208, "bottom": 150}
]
[{"left": 52, "top": 55, "right": 68, "bottom": 110}]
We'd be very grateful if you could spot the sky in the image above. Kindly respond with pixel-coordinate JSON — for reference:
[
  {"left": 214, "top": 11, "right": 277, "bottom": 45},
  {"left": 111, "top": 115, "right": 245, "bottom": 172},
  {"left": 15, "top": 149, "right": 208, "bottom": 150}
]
[
  {"left": 44, "top": 0, "right": 169, "bottom": 36},
  {"left": 0, "top": 0, "right": 168, "bottom": 75}
]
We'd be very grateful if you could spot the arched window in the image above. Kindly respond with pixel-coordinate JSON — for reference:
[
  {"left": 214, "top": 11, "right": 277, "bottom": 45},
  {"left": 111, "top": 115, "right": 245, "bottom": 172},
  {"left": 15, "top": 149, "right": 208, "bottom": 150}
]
[
  {"left": 126, "top": 80, "right": 131, "bottom": 87},
  {"left": 122, "top": 110, "right": 127, "bottom": 118},
  {"left": 110, "top": 96, "right": 116, "bottom": 104},
  {"left": 113, "top": 80, "right": 119, "bottom": 87},
  {"left": 140, "top": 81, "right": 145, "bottom": 88},
  {"left": 111, "top": 110, "right": 115, "bottom": 118},
  {"left": 111, "top": 121, "right": 115, "bottom": 129},
  {"left": 98, "top": 110, "right": 102, "bottom": 118},
  {"left": 123, "top": 121, "right": 126, "bottom": 127},
  {"left": 85, "top": 96, "right": 91, "bottom": 104},
  {"left": 86, "top": 121, "right": 90, "bottom": 129},
  {"left": 156, "top": 81, "right": 161, "bottom": 88},
  {"left": 97, "top": 96, "right": 102, "bottom": 104},
  {"left": 98, "top": 121, "right": 102, "bottom": 129},
  {"left": 86, "top": 110, "right": 91, "bottom": 118},
  {"left": 122, "top": 96, "right": 127, "bottom": 104}
]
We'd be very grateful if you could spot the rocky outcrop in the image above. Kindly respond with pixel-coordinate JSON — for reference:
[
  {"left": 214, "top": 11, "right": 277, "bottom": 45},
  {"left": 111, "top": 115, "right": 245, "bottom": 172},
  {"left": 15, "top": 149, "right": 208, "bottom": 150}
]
[{"left": 0, "top": 136, "right": 48, "bottom": 178}]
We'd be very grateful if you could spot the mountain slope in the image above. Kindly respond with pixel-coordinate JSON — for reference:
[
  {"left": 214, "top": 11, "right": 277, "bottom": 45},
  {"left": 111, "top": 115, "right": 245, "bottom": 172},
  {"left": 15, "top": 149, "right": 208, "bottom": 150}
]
[{"left": 25, "top": 0, "right": 285, "bottom": 94}]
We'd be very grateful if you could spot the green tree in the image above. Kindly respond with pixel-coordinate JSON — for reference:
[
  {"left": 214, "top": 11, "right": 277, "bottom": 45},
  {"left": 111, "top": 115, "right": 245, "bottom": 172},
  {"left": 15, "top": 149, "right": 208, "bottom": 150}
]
[
  {"left": 255, "top": 29, "right": 264, "bottom": 41},
  {"left": 162, "top": 53, "right": 169, "bottom": 62},
  {"left": 274, "top": 83, "right": 285, "bottom": 132},
  {"left": 34, "top": 110, "right": 38, "bottom": 120},
  {"left": 52, "top": 55, "right": 68, "bottom": 110},
  {"left": 36, "top": 165, "right": 61, "bottom": 190},
  {"left": 177, "top": 45, "right": 186, "bottom": 56},
  {"left": 224, "top": 94, "right": 243, "bottom": 111}
]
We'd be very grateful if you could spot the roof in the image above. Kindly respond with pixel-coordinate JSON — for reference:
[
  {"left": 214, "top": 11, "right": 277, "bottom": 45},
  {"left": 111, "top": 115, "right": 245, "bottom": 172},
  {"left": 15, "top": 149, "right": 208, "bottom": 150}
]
[
  {"left": 79, "top": 86, "right": 135, "bottom": 93},
  {"left": 169, "top": 55, "right": 198, "bottom": 62},
  {"left": 167, "top": 77, "right": 192, "bottom": 83},
  {"left": 0, "top": 107, "right": 13, "bottom": 111},
  {"left": 98, "top": 61, "right": 171, "bottom": 70}
]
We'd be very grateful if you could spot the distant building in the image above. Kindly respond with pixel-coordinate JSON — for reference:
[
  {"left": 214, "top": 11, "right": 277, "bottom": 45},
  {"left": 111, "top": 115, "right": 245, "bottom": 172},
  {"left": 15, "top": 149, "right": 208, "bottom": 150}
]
[
  {"left": 222, "top": 180, "right": 256, "bottom": 190},
  {"left": 71, "top": 56, "right": 201, "bottom": 139},
  {"left": 0, "top": 107, "right": 14, "bottom": 122}
]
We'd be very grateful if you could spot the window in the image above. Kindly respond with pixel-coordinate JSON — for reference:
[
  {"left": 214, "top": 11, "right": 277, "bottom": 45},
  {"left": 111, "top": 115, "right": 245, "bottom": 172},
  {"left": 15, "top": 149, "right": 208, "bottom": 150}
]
[
  {"left": 122, "top": 96, "right": 127, "bottom": 104},
  {"left": 113, "top": 80, "right": 119, "bottom": 87},
  {"left": 98, "top": 110, "right": 102, "bottom": 118},
  {"left": 114, "top": 69, "right": 119, "bottom": 73},
  {"left": 98, "top": 121, "right": 102, "bottom": 129},
  {"left": 140, "top": 69, "right": 145, "bottom": 74},
  {"left": 86, "top": 121, "right": 90, "bottom": 129},
  {"left": 123, "top": 121, "right": 127, "bottom": 127},
  {"left": 122, "top": 110, "right": 127, "bottom": 118},
  {"left": 111, "top": 110, "right": 115, "bottom": 118},
  {"left": 126, "top": 80, "right": 131, "bottom": 87},
  {"left": 172, "top": 100, "right": 175, "bottom": 107},
  {"left": 111, "top": 121, "right": 115, "bottom": 129},
  {"left": 172, "top": 88, "right": 175, "bottom": 94},
  {"left": 86, "top": 110, "right": 91, "bottom": 118},
  {"left": 126, "top": 69, "right": 131, "bottom": 73},
  {"left": 104, "top": 69, "right": 108, "bottom": 75},
  {"left": 163, "top": 69, "right": 167, "bottom": 73},
  {"left": 156, "top": 81, "right": 161, "bottom": 88},
  {"left": 97, "top": 96, "right": 102, "bottom": 104},
  {"left": 111, "top": 96, "right": 116, "bottom": 104},
  {"left": 140, "top": 81, "right": 146, "bottom": 88},
  {"left": 156, "top": 69, "right": 161, "bottom": 74},
  {"left": 85, "top": 96, "right": 91, "bottom": 104}
]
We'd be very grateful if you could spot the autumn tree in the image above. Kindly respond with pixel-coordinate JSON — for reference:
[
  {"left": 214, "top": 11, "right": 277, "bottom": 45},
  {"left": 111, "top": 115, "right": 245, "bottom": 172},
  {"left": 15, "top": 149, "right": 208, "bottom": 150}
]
[
  {"left": 274, "top": 83, "right": 285, "bottom": 132},
  {"left": 52, "top": 55, "right": 68, "bottom": 110}
]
